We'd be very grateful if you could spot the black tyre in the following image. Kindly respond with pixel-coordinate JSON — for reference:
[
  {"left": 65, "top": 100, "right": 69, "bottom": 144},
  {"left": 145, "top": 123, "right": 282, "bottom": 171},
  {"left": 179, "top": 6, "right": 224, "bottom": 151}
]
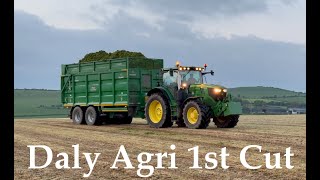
[
  {"left": 122, "top": 116, "right": 133, "bottom": 124},
  {"left": 85, "top": 106, "right": 101, "bottom": 125},
  {"left": 72, "top": 106, "right": 85, "bottom": 124},
  {"left": 176, "top": 118, "right": 186, "bottom": 127},
  {"left": 183, "top": 100, "right": 212, "bottom": 129},
  {"left": 212, "top": 115, "right": 239, "bottom": 128},
  {"left": 145, "top": 93, "right": 173, "bottom": 128}
]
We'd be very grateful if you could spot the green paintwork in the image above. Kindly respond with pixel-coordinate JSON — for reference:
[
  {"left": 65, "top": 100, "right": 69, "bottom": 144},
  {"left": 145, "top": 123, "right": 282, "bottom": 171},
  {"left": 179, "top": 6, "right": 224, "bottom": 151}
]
[
  {"left": 101, "top": 107, "right": 128, "bottom": 111},
  {"left": 61, "top": 57, "right": 163, "bottom": 117},
  {"left": 61, "top": 58, "right": 242, "bottom": 119},
  {"left": 222, "top": 102, "right": 242, "bottom": 116},
  {"left": 149, "top": 86, "right": 178, "bottom": 117},
  {"left": 188, "top": 84, "right": 242, "bottom": 117}
]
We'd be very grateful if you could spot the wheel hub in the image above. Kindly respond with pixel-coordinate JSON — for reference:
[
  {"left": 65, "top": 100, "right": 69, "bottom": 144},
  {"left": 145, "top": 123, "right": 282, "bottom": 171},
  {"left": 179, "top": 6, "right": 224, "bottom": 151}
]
[
  {"left": 187, "top": 107, "right": 199, "bottom": 124},
  {"left": 75, "top": 114, "right": 81, "bottom": 122},
  {"left": 88, "top": 112, "right": 94, "bottom": 122},
  {"left": 149, "top": 100, "right": 163, "bottom": 123}
]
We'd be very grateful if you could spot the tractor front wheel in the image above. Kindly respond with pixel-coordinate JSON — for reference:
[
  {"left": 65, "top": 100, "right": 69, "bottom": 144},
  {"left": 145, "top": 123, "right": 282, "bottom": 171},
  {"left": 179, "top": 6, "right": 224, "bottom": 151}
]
[
  {"left": 145, "top": 93, "right": 173, "bottom": 128},
  {"left": 212, "top": 115, "right": 239, "bottom": 128},
  {"left": 183, "top": 100, "right": 211, "bottom": 129}
]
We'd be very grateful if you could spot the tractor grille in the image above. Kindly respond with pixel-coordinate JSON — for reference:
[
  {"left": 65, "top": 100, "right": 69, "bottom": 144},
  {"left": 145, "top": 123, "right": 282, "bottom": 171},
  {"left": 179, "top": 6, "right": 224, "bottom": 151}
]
[{"left": 208, "top": 88, "right": 227, "bottom": 100}]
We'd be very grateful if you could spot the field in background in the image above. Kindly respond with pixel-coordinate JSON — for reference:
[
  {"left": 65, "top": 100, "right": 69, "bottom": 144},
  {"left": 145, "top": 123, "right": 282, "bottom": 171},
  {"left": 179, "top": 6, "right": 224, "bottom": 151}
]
[
  {"left": 14, "top": 89, "right": 68, "bottom": 118},
  {"left": 14, "top": 115, "right": 306, "bottom": 179},
  {"left": 229, "top": 87, "right": 305, "bottom": 114},
  {"left": 14, "top": 87, "right": 306, "bottom": 118},
  {"left": 229, "top": 86, "right": 305, "bottom": 99}
]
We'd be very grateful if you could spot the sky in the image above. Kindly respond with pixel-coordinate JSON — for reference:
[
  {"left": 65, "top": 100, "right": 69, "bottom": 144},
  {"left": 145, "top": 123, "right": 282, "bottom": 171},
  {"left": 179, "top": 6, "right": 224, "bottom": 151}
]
[{"left": 14, "top": 0, "right": 306, "bottom": 92}]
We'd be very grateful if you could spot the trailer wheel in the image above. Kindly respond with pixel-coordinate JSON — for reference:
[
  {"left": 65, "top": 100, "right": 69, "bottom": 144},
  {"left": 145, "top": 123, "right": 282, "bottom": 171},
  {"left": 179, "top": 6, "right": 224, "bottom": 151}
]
[
  {"left": 183, "top": 100, "right": 211, "bottom": 129},
  {"left": 212, "top": 115, "right": 239, "bottom": 128},
  {"left": 72, "top": 106, "right": 85, "bottom": 124},
  {"left": 145, "top": 93, "right": 173, "bottom": 128},
  {"left": 85, "top": 106, "right": 101, "bottom": 125}
]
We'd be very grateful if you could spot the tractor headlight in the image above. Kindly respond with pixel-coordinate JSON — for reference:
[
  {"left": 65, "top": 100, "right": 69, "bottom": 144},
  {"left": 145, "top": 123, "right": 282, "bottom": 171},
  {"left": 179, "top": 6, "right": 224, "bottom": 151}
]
[
  {"left": 208, "top": 88, "right": 227, "bottom": 100},
  {"left": 182, "top": 83, "right": 187, "bottom": 88},
  {"left": 213, "top": 88, "right": 222, "bottom": 93}
]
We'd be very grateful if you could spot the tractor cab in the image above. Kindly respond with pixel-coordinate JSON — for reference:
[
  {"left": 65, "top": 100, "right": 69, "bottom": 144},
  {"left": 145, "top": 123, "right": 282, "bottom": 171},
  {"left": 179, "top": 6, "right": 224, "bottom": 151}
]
[
  {"left": 162, "top": 69, "right": 203, "bottom": 88},
  {"left": 180, "top": 69, "right": 203, "bottom": 86},
  {"left": 162, "top": 61, "right": 214, "bottom": 91}
]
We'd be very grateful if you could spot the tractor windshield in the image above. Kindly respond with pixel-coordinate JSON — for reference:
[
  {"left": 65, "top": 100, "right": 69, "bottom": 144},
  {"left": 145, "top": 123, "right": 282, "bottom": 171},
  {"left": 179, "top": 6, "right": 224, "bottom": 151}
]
[{"left": 180, "top": 71, "right": 202, "bottom": 85}]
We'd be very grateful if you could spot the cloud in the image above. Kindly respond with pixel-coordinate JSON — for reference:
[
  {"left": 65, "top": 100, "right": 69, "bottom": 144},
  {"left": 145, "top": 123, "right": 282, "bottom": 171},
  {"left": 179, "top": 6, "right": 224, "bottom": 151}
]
[
  {"left": 14, "top": 11, "right": 305, "bottom": 91},
  {"left": 125, "top": 0, "right": 269, "bottom": 17},
  {"left": 14, "top": 0, "right": 305, "bottom": 44}
]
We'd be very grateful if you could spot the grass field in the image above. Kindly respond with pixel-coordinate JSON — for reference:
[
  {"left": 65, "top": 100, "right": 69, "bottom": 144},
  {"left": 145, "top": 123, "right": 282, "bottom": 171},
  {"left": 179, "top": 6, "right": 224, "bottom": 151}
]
[
  {"left": 14, "top": 87, "right": 306, "bottom": 118},
  {"left": 14, "top": 89, "right": 68, "bottom": 117},
  {"left": 14, "top": 115, "right": 306, "bottom": 179},
  {"left": 229, "top": 86, "right": 305, "bottom": 99}
]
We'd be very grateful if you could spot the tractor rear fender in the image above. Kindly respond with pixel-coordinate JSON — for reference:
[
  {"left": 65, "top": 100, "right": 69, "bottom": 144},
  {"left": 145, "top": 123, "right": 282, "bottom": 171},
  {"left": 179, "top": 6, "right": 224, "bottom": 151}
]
[{"left": 147, "top": 87, "right": 177, "bottom": 108}]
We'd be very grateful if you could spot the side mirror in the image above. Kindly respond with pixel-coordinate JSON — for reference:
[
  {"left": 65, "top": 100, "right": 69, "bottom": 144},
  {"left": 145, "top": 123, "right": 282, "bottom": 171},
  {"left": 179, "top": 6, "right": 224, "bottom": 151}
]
[
  {"left": 169, "top": 68, "right": 173, "bottom": 76},
  {"left": 210, "top": 70, "right": 214, "bottom": 76}
]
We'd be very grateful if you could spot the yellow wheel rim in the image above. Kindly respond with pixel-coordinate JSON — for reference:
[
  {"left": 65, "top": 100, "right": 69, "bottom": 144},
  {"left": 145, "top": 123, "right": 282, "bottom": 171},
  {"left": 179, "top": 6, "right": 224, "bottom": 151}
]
[
  {"left": 148, "top": 100, "right": 163, "bottom": 123},
  {"left": 187, "top": 107, "right": 199, "bottom": 124}
]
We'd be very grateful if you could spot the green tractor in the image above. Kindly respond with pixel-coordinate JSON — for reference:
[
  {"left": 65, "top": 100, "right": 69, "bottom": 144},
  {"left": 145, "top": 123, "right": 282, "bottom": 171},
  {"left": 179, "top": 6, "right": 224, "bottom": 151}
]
[{"left": 145, "top": 62, "right": 242, "bottom": 129}]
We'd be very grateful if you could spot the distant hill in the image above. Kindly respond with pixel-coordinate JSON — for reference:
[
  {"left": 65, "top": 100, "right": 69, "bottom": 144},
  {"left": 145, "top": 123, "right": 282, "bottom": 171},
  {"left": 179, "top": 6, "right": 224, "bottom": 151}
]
[
  {"left": 229, "top": 86, "right": 305, "bottom": 99},
  {"left": 228, "top": 86, "right": 305, "bottom": 114},
  {"left": 14, "top": 86, "right": 306, "bottom": 117},
  {"left": 229, "top": 86, "right": 305, "bottom": 104}
]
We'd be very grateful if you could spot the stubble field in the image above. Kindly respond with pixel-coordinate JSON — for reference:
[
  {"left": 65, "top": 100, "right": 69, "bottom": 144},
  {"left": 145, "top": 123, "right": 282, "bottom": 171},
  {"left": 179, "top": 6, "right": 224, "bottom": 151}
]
[{"left": 14, "top": 115, "right": 306, "bottom": 179}]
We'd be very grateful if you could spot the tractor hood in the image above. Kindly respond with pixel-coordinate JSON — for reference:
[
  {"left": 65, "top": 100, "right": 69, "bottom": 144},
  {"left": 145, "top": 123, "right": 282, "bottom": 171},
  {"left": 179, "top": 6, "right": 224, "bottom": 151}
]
[
  {"left": 188, "top": 83, "right": 242, "bottom": 117},
  {"left": 189, "top": 84, "right": 227, "bottom": 91},
  {"left": 188, "top": 83, "right": 228, "bottom": 101},
  {"left": 204, "top": 84, "right": 228, "bottom": 96}
]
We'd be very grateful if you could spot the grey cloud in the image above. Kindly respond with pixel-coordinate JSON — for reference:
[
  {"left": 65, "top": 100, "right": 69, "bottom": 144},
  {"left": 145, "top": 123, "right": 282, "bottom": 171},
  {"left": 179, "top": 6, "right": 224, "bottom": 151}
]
[
  {"left": 87, "top": 0, "right": 298, "bottom": 35},
  {"left": 14, "top": 11, "right": 305, "bottom": 91},
  {"left": 112, "top": 0, "right": 269, "bottom": 18},
  {"left": 280, "top": 0, "right": 299, "bottom": 5}
]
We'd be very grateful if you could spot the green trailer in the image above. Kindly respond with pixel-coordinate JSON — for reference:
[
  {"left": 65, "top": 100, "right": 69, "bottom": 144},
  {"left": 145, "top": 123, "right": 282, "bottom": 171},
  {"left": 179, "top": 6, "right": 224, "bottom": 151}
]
[
  {"left": 61, "top": 57, "right": 163, "bottom": 125},
  {"left": 61, "top": 57, "right": 242, "bottom": 128}
]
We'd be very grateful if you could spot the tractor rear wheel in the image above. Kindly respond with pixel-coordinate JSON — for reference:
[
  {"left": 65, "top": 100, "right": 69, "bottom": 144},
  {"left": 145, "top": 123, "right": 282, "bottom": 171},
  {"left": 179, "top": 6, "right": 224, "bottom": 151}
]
[
  {"left": 212, "top": 115, "right": 239, "bottom": 128},
  {"left": 183, "top": 100, "right": 211, "bottom": 129},
  {"left": 72, "top": 106, "right": 86, "bottom": 124},
  {"left": 145, "top": 93, "right": 173, "bottom": 128},
  {"left": 85, "top": 106, "right": 101, "bottom": 125}
]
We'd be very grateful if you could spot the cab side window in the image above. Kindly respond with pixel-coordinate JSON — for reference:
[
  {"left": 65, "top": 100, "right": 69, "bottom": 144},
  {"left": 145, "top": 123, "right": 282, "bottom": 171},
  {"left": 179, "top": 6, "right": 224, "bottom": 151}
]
[{"left": 163, "top": 71, "right": 178, "bottom": 86}]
